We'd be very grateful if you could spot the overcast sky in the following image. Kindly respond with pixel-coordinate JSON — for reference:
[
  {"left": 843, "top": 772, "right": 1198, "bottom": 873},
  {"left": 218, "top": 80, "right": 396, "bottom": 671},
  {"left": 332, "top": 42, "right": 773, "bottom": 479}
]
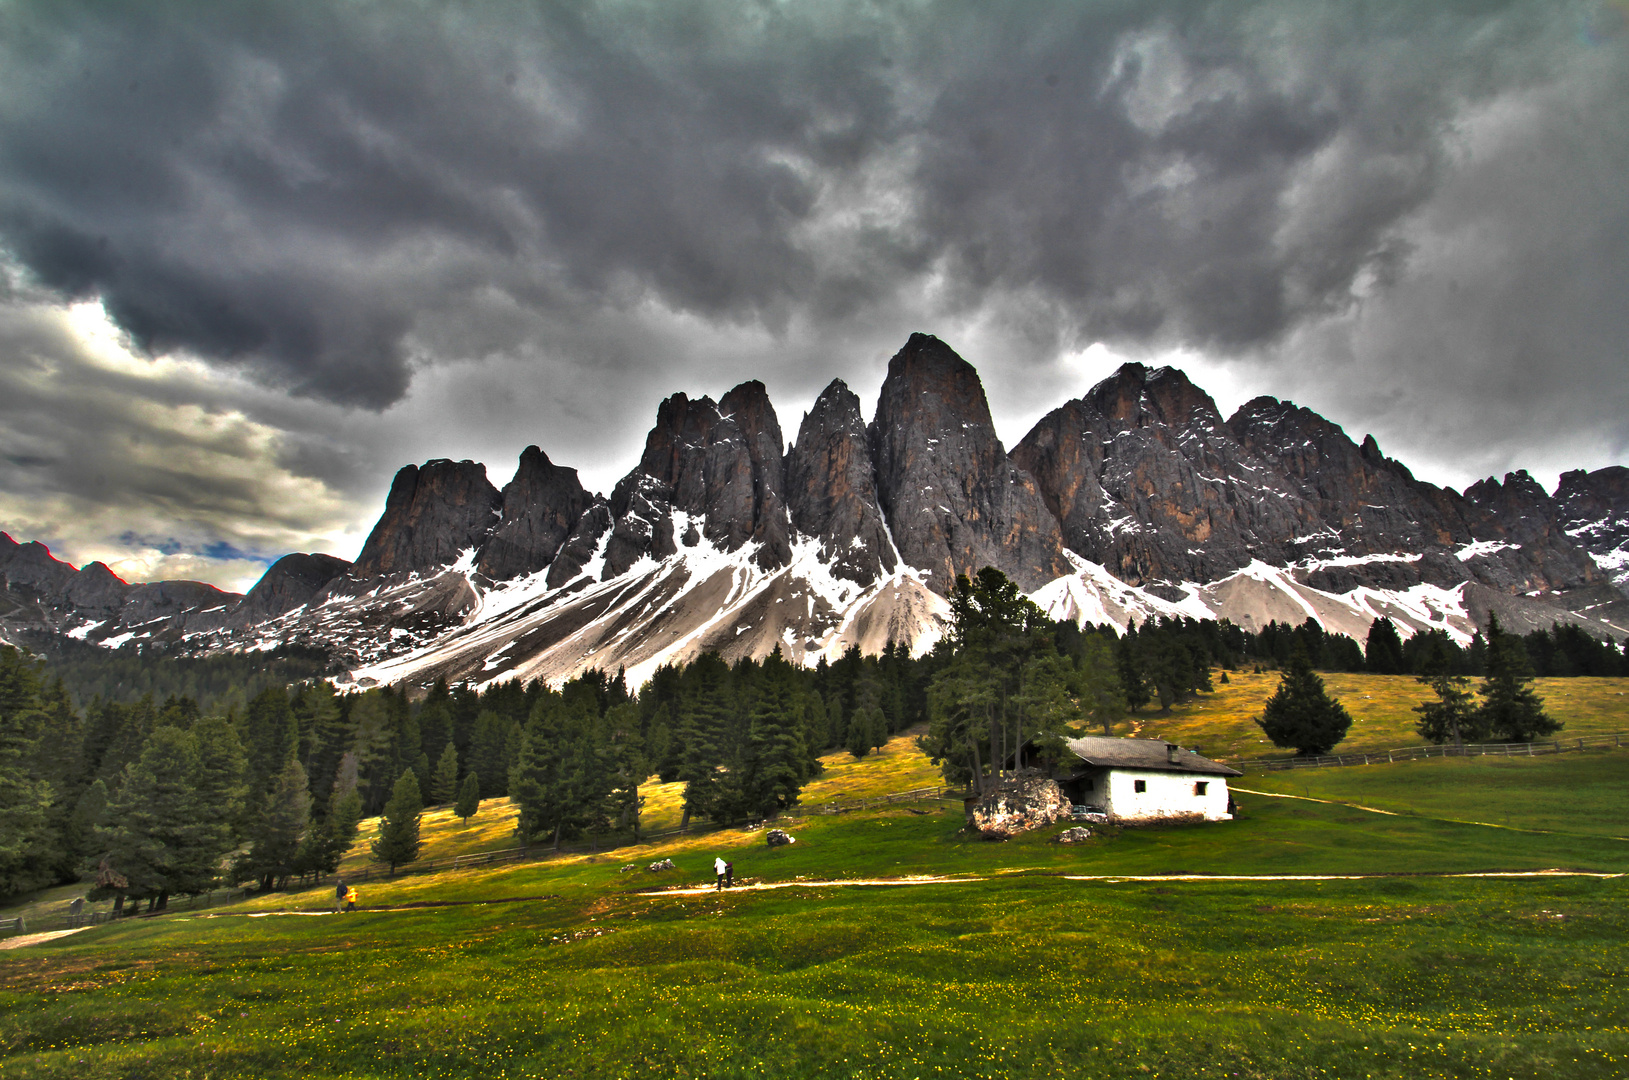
[{"left": 1, "top": 0, "right": 1625, "bottom": 593}]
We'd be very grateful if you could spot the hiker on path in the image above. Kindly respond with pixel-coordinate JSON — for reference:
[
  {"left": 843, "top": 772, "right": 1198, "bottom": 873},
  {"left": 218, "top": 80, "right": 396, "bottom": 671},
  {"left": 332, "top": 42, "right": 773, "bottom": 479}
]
[
  {"left": 345, "top": 886, "right": 358, "bottom": 912},
  {"left": 334, "top": 880, "right": 346, "bottom": 913},
  {"left": 725, "top": 862, "right": 734, "bottom": 889},
  {"left": 714, "top": 856, "right": 727, "bottom": 890}
]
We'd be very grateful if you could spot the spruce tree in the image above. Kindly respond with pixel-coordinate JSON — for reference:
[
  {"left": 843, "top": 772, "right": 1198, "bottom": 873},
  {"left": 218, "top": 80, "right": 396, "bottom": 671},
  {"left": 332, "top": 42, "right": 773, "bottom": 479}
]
[
  {"left": 371, "top": 769, "right": 423, "bottom": 874},
  {"left": 97, "top": 727, "right": 233, "bottom": 906},
  {"left": 1413, "top": 639, "right": 1482, "bottom": 748},
  {"left": 430, "top": 741, "right": 460, "bottom": 805},
  {"left": 1256, "top": 645, "right": 1352, "bottom": 756},
  {"left": 455, "top": 771, "right": 481, "bottom": 824},
  {"left": 0, "top": 646, "right": 55, "bottom": 897},
  {"left": 1476, "top": 615, "right": 1560, "bottom": 742},
  {"left": 238, "top": 758, "right": 312, "bottom": 891},
  {"left": 1365, "top": 617, "right": 1407, "bottom": 674}
]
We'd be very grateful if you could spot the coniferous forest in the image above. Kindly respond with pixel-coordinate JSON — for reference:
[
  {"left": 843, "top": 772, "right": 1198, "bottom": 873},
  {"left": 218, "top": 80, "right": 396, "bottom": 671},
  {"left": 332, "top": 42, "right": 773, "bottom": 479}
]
[{"left": 2, "top": 568, "right": 1622, "bottom": 905}]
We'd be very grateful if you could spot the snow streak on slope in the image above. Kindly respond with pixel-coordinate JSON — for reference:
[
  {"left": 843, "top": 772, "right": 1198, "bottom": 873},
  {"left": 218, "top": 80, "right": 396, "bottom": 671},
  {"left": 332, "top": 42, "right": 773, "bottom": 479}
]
[{"left": 347, "top": 530, "right": 950, "bottom": 692}]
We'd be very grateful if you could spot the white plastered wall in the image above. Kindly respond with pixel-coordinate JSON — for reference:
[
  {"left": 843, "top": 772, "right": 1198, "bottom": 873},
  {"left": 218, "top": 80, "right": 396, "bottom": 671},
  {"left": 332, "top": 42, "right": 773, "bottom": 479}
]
[{"left": 1100, "top": 768, "right": 1232, "bottom": 823}]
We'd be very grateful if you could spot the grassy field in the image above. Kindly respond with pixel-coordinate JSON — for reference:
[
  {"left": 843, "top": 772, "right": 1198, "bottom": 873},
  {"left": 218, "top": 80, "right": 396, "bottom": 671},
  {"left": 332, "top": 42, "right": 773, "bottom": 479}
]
[
  {"left": 5, "top": 703, "right": 1629, "bottom": 1077},
  {"left": 1116, "top": 672, "right": 1629, "bottom": 761}
]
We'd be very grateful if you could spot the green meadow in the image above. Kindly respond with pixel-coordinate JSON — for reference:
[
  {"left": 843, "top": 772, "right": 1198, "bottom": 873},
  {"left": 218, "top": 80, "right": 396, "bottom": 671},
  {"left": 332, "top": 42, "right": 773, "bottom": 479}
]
[
  {"left": 4, "top": 682, "right": 1629, "bottom": 1078},
  {"left": 1118, "top": 672, "right": 1629, "bottom": 761}
]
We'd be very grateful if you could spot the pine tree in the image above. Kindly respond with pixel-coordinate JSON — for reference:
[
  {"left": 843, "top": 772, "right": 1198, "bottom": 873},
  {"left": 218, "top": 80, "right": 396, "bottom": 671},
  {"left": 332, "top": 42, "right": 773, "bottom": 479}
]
[
  {"left": 1476, "top": 615, "right": 1560, "bottom": 742},
  {"left": 96, "top": 727, "right": 233, "bottom": 907},
  {"left": 1365, "top": 618, "right": 1406, "bottom": 674},
  {"left": 455, "top": 771, "right": 481, "bottom": 824},
  {"left": 430, "top": 741, "right": 460, "bottom": 805},
  {"left": 0, "top": 646, "right": 55, "bottom": 897},
  {"left": 237, "top": 758, "right": 312, "bottom": 891},
  {"left": 1412, "top": 638, "right": 1483, "bottom": 748},
  {"left": 371, "top": 769, "right": 423, "bottom": 874},
  {"left": 191, "top": 715, "right": 247, "bottom": 832},
  {"left": 1256, "top": 645, "right": 1352, "bottom": 756}
]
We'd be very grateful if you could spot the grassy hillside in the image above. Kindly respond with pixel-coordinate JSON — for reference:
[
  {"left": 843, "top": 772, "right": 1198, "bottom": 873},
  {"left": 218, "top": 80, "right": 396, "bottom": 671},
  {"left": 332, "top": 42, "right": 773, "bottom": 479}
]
[
  {"left": 1116, "top": 672, "right": 1629, "bottom": 761},
  {"left": 5, "top": 689, "right": 1628, "bottom": 1077}
]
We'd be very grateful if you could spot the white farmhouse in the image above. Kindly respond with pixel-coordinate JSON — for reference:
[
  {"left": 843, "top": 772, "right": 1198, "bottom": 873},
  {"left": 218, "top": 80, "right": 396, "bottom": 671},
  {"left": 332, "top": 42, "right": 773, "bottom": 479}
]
[{"left": 1056, "top": 736, "right": 1240, "bottom": 824}]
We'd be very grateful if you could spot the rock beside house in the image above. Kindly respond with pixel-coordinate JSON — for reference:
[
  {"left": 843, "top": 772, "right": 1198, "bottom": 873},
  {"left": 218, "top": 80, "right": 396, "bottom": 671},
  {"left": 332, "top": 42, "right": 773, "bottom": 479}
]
[
  {"left": 969, "top": 773, "right": 1072, "bottom": 839},
  {"left": 766, "top": 829, "right": 796, "bottom": 847},
  {"left": 1054, "top": 827, "right": 1093, "bottom": 843}
]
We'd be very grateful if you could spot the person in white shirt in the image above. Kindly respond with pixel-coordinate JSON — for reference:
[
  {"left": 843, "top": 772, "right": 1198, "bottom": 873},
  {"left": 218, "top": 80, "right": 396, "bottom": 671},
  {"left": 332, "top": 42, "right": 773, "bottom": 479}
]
[{"left": 714, "top": 856, "right": 727, "bottom": 890}]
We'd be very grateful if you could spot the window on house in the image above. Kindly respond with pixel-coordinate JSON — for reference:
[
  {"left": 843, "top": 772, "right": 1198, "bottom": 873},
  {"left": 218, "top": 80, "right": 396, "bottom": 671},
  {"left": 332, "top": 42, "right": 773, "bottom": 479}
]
[
  {"left": 1133, "top": 779, "right": 1146, "bottom": 793},
  {"left": 1195, "top": 782, "right": 1209, "bottom": 796}
]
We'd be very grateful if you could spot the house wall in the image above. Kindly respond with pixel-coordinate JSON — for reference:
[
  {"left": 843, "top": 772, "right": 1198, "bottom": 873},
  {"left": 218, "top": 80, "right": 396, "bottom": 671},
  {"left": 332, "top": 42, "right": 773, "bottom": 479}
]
[{"left": 1100, "top": 768, "right": 1232, "bottom": 823}]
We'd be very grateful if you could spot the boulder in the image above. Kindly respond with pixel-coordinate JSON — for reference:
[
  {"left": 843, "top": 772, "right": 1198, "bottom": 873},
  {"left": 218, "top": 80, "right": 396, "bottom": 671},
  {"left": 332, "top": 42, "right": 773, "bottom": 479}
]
[
  {"left": 765, "top": 829, "right": 795, "bottom": 847},
  {"left": 1054, "top": 827, "right": 1093, "bottom": 844},
  {"left": 969, "top": 773, "right": 1072, "bottom": 839},
  {"left": 646, "top": 858, "right": 676, "bottom": 872}
]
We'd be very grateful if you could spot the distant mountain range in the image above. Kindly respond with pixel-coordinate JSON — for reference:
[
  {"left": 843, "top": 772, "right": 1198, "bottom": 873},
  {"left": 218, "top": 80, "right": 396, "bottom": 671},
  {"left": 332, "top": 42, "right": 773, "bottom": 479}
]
[{"left": 4, "top": 333, "right": 1627, "bottom": 688}]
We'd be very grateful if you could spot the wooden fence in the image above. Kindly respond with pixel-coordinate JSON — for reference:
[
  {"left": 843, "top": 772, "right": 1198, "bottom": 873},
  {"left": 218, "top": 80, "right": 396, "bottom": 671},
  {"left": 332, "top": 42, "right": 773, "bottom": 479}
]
[{"left": 1237, "top": 731, "right": 1627, "bottom": 772}]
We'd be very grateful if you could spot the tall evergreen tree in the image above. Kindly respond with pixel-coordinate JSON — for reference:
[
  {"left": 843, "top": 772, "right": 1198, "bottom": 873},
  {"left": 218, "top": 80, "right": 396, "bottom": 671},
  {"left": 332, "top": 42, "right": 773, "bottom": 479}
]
[
  {"left": 1257, "top": 645, "right": 1353, "bottom": 756},
  {"left": 96, "top": 727, "right": 233, "bottom": 908},
  {"left": 0, "top": 647, "right": 56, "bottom": 897},
  {"left": 1365, "top": 618, "right": 1407, "bottom": 675},
  {"left": 1413, "top": 638, "right": 1482, "bottom": 749},
  {"left": 371, "top": 768, "right": 423, "bottom": 873},
  {"left": 430, "top": 741, "right": 460, "bottom": 805},
  {"left": 1476, "top": 615, "right": 1560, "bottom": 742},
  {"left": 455, "top": 771, "right": 481, "bottom": 824},
  {"left": 237, "top": 758, "right": 312, "bottom": 891}
]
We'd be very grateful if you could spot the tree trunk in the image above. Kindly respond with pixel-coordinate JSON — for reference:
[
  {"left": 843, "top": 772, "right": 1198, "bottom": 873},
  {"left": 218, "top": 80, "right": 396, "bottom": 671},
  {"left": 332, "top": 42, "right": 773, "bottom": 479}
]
[
  {"left": 156, "top": 891, "right": 168, "bottom": 911},
  {"left": 552, "top": 821, "right": 563, "bottom": 852}
]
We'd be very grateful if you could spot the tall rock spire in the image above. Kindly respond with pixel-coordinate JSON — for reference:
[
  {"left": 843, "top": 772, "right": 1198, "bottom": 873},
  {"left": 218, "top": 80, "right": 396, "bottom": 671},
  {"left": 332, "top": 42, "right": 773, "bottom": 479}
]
[
  {"left": 476, "top": 445, "right": 593, "bottom": 580},
  {"left": 785, "top": 378, "right": 896, "bottom": 586},
  {"left": 868, "top": 333, "right": 1069, "bottom": 592}
]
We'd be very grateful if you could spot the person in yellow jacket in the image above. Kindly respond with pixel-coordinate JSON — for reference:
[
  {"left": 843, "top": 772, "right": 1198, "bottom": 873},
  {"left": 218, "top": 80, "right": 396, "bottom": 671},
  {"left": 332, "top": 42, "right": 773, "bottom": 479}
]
[{"left": 345, "top": 886, "right": 358, "bottom": 912}]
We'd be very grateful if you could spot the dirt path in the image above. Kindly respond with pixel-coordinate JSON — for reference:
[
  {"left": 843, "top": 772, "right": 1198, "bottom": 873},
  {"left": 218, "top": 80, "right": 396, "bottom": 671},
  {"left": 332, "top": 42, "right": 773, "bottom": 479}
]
[
  {"left": 0, "top": 927, "right": 91, "bottom": 949},
  {"left": 1233, "top": 786, "right": 1629, "bottom": 841},
  {"left": 636, "top": 867, "right": 1623, "bottom": 897},
  {"left": 639, "top": 874, "right": 979, "bottom": 897}
]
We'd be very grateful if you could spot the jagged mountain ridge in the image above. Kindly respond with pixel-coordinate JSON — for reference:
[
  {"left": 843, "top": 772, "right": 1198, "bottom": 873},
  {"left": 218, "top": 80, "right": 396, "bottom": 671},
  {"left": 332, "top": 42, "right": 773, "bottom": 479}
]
[{"left": 3, "top": 333, "right": 1627, "bottom": 684}]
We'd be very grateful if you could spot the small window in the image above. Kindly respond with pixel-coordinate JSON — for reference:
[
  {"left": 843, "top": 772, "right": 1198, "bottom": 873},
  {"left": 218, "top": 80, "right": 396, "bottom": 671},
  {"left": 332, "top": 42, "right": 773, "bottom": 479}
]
[
  {"left": 1133, "top": 779, "right": 1146, "bottom": 793},
  {"left": 1195, "top": 781, "right": 1209, "bottom": 796}
]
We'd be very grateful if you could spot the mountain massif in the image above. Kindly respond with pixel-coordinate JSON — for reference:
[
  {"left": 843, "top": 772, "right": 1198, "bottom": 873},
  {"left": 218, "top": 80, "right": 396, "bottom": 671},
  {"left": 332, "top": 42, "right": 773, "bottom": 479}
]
[{"left": 4, "top": 334, "right": 1627, "bottom": 688}]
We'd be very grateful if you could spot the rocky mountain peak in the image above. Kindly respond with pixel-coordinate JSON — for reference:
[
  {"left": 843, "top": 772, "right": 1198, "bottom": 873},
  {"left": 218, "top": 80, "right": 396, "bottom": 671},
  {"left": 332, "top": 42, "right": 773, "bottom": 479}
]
[
  {"left": 231, "top": 553, "right": 352, "bottom": 626},
  {"left": 600, "top": 381, "right": 792, "bottom": 579},
  {"left": 870, "top": 335, "right": 1068, "bottom": 592},
  {"left": 476, "top": 445, "right": 593, "bottom": 580},
  {"left": 1083, "top": 362, "right": 1225, "bottom": 431},
  {"left": 1554, "top": 466, "right": 1629, "bottom": 589},
  {"left": 785, "top": 378, "right": 897, "bottom": 586},
  {"left": 348, "top": 459, "right": 502, "bottom": 580}
]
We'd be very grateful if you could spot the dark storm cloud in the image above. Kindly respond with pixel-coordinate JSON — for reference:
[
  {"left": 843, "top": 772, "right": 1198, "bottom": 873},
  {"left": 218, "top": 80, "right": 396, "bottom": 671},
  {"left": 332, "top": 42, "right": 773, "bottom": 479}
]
[{"left": 0, "top": 0, "right": 1623, "bottom": 502}]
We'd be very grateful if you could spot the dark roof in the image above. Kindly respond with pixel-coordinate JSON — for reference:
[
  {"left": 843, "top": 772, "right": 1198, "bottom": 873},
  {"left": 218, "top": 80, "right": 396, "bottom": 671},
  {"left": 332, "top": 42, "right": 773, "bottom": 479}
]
[{"left": 1063, "top": 736, "right": 1242, "bottom": 777}]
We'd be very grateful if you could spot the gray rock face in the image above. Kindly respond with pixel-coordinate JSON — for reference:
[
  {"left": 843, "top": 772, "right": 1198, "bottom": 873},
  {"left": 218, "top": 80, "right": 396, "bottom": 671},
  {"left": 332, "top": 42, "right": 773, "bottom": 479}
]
[
  {"left": 785, "top": 379, "right": 897, "bottom": 586},
  {"left": 62, "top": 561, "right": 131, "bottom": 615},
  {"left": 347, "top": 460, "right": 502, "bottom": 580},
  {"left": 544, "top": 500, "right": 615, "bottom": 590},
  {"left": 476, "top": 445, "right": 593, "bottom": 580},
  {"left": 1554, "top": 466, "right": 1629, "bottom": 591},
  {"left": 1014, "top": 365, "right": 1316, "bottom": 587},
  {"left": 600, "top": 382, "right": 793, "bottom": 579},
  {"left": 869, "top": 333, "right": 1069, "bottom": 593},
  {"left": 0, "top": 535, "right": 80, "bottom": 597},
  {"left": 121, "top": 580, "right": 240, "bottom": 625},
  {"left": 231, "top": 553, "right": 352, "bottom": 626}
]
